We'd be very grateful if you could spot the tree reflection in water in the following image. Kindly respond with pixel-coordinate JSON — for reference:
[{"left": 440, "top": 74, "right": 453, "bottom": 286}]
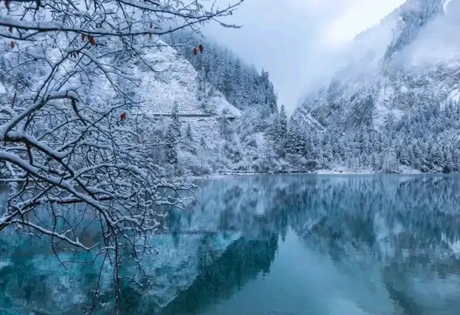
[{"left": 1, "top": 175, "right": 460, "bottom": 315}]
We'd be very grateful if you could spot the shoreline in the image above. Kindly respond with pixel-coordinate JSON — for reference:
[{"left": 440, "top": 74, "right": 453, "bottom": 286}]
[{"left": 187, "top": 169, "right": 457, "bottom": 180}]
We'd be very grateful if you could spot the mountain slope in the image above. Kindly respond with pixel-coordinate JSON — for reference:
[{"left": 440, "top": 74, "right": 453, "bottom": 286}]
[
  {"left": 135, "top": 41, "right": 241, "bottom": 118},
  {"left": 290, "top": 0, "right": 460, "bottom": 173},
  {"left": 167, "top": 33, "right": 278, "bottom": 117},
  {"left": 292, "top": 0, "right": 455, "bottom": 132}
]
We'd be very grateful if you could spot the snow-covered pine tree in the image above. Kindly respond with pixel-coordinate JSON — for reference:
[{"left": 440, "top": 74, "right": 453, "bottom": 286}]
[
  {"left": 171, "top": 102, "right": 182, "bottom": 139},
  {"left": 186, "top": 123, "right": 194, "bottom": 142},
  {"left": 279, "top": 105, "right": 288, "bottom": 138},
  {"left": 166, "top": 125, "right": 179, "bottom": 167}
]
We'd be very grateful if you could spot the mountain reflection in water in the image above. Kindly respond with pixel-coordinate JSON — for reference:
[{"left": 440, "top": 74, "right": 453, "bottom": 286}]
[{"left": 1, "top": 175, "right": 460, "bottom": 315}]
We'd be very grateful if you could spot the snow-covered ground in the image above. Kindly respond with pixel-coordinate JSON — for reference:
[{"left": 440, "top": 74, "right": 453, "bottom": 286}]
[{"left": 315, "top": 165, "right": 423, "bottom": 175}]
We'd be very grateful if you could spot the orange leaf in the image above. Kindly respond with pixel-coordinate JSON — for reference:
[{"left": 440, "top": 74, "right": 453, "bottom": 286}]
[
  {"left": 193, "top": 48, "right": 198, "bottom": 56},
  {"left": 120, "top": 113, "right": 126, "bottom": 121},
  {"left": 10, "top": 41, "right": 15, "bottom": 49},
  {"left": 199, "top": 44, "right": 204, "bottom": 53}
]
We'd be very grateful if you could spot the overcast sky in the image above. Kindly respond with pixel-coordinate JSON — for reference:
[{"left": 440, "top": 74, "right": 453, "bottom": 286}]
[{"left": 204, "top": 0, "right": 407, "bottom": 113}]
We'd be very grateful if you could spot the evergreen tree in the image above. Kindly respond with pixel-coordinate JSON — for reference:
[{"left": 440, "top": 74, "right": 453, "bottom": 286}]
[
  {"left": 186, "top": 123, "right": 193, "bottom": 141},
  {"left": 164, "top": 103, "right": 182, "bottom": 169},
  {"left": 279, "top": 105, "right": 288, "bottom": 137},
  {"left": 431, "top": 144, "right": 443, "bottom": 167},
  {"left": 382, "top": 149, "right": 398, "bottom": 173},
  {"left": 219, "top": 112, "right": 232, "bottom": 141},
  {"left": 200, "top": 136, "right": 206, "bottom": 147},
  {"left": 166, "top": 125, "right": 178, "bottom": 166},
  {"left": 399, "top": 147, "right": 410, "bottom": 166},
  {"left": 371, "top": 153, "right": 379, "bottom": 170},
  {"left": 323, "top": 141, "right": 333, "bottom": 164},
  {"left": 171, "top": 102, "right": 182, "bottom": 139},
  {"left": 270, "top": 105, "right": 288, "bottom": 158}
]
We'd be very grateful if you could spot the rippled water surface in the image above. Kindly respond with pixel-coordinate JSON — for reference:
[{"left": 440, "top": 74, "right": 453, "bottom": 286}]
[{"left": 2, "top": 175, "right": 460, "bottom": 315}]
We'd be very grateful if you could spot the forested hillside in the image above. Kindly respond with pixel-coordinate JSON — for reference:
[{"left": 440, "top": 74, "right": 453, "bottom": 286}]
[
  {"left": 290, "top": 0, "right": 460, "bottom": 173},
  {"left": 168, "top": 32, "right": 278, "bottom": 116},
  {"left": 153, "top": 32, "right": 290, "bottom": 175}
]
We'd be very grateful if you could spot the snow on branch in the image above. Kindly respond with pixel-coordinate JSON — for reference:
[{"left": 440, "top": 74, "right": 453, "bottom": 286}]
[{"left": 0, "top": 0, "right": 241, "bottom": 312}]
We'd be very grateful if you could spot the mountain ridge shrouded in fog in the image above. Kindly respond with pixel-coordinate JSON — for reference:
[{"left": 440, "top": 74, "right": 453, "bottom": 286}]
[{"left": 289, "top": 0, "right": 460, "bottom": 173}]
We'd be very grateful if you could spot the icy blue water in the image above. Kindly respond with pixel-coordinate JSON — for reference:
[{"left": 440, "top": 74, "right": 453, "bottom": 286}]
[{"left": 2, "top": 175, "right": 460, "bottom": 315}]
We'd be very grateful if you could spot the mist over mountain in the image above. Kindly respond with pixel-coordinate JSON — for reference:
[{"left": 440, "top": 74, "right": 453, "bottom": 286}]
[{"left": 289, "top": 0, "right": 460, "bottom": 173}]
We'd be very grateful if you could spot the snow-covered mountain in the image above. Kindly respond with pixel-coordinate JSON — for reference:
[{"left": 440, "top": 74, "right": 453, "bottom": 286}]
[
  {"left": 292, "top": 0, "right": 459, "bottom": 132},
  {"left": 288, "top": 0, "right": 460, "bottom": 173},
  {"left": 141, "top": 35, "right": 282, "bottom": 175},
  {"left": 136, "top": 41, "right": 241, "bottom": 118}
]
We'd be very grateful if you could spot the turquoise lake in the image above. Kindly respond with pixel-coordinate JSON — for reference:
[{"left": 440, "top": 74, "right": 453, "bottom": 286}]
[{"left": 1, "top": 175, "right": 460, "bottom": 315}]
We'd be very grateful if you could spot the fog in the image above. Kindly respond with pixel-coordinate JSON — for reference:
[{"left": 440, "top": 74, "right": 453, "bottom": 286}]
[
  {"left": 204, "top": 0, "right": 406, "bottom": 113},
  {"left": 404, "top": 0, "right": 460, "bottom": 67}
]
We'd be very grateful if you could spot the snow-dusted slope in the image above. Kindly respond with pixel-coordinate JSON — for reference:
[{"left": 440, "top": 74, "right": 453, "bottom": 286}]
[
  {"left": 77, "top": 38, "right": 241, "bottom": 120},
  {"left": 292, "top": 0, "right": 459, "bottom": 132},
  {"left": 134, "top": 40, "right": 241, "bottom": 118}
]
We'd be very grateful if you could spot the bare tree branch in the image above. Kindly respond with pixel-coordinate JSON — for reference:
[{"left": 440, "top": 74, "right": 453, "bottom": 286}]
[{"left": 0, "top": 0, "right": 242, "bottom": 312}]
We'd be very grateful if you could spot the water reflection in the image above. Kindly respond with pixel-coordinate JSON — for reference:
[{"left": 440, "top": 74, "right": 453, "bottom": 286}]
[
  {"left": 1, "top": 175, "right": 460, "bottom": 315},
  {"left": 158, "top": 235, "right": 278, "bottom": 315}
]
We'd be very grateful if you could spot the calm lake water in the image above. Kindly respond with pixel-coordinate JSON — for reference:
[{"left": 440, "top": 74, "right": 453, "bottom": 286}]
[{"left": 2, "top": 175, "right": 460, "bottom": 315}]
